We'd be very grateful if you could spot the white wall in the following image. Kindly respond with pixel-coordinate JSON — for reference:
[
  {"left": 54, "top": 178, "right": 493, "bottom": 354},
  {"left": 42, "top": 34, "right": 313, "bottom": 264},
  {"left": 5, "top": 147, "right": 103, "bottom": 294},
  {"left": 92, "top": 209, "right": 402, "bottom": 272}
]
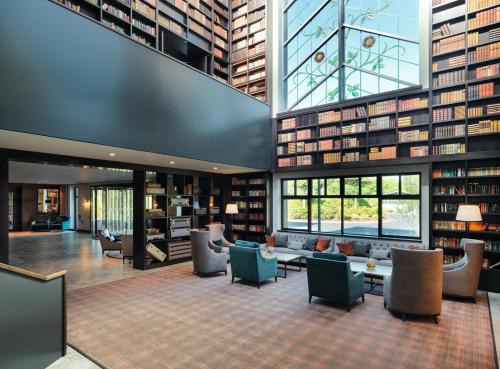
[
  {"left": 76, "top": 184, "right": 91, "bottom": 232},
  {"left": 271, "top": 164, "right": 431, "bottom": 246}
]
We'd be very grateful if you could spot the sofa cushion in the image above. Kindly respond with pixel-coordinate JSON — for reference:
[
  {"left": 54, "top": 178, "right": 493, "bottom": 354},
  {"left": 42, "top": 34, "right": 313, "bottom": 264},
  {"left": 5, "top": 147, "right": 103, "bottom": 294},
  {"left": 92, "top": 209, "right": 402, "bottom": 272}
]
[
  {"left": 316, "top": 238, "right": 330, "bottom": 252},
  {"left": 288, "top": 240, "right": 304, "bottom": 250},
  {"left": 235, "top": 240, "right": 259, "bottom": 248},
  {"left": 313, "top": 252, "right": 347, "bottom": 261},
  {"left": 265, "top": 235, "right": 275, "bottom": 247},
  {"left": 337, "top": 242, "right": 354, "bottom": 256},
  {"left": 372, "top": 248, "right": 390, "bottom": 260},
  {"left": 353, "top": 241, "right": 371, "bottom": 257},
  {"left": 273, "top": 247, "right": 293, "bottom": 254},
  {"left": 304, "top": 238, "right": 318, "bottom": 251},
  {"left": 274, "top": 233, "right": 288, "bottom": 247}
]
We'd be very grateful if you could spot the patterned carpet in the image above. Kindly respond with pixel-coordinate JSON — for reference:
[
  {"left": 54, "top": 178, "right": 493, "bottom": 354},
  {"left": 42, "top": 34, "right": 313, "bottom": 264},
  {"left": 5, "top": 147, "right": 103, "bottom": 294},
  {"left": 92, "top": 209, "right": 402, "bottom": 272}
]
[{"left": 67, "top": 263, "right": 497, "bottom": 369}]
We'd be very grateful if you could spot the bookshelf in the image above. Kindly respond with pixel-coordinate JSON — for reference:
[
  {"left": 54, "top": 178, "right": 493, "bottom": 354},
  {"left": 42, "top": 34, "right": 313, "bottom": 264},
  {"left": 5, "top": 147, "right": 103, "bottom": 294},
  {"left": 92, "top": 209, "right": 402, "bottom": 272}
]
[
  {"left": 50, "top": 0, "right": 240, "bottom": 87},
  {"left": 229, "top": 172, "right": 269, "bottom": 242},
  {"left": 431, "top": 158, "right": 500, "bottom": 269},
  {"left": 230, "top": 0, "right": 268, "bottom": 101}
]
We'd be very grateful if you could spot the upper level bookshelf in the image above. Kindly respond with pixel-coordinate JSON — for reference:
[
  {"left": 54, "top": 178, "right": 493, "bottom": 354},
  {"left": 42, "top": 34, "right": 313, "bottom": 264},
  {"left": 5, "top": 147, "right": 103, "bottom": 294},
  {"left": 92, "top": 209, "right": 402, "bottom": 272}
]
[
  {"left": 230, "top": 0, "right": 268, "bottom": 102},
  {"left": 275, "top": 0, "right": 500, "bottom": 171}
]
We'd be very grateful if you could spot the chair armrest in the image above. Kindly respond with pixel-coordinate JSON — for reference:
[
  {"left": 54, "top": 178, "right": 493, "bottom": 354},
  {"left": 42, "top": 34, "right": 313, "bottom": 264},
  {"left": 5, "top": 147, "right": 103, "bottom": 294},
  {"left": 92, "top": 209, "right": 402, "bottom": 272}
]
[{"left": 208, "top": 241, "right": 224, "bottom": 253}]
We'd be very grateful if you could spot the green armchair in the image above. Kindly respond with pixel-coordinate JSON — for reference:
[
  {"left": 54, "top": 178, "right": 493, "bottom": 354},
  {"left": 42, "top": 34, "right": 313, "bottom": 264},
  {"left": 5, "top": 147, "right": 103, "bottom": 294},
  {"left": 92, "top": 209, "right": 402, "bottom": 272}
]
[
  {"left": 306, "top": 253, "right": 365, "bottom": 311},
  {"left": 229, "top": 241, "right": 277, "bottom": 288}
]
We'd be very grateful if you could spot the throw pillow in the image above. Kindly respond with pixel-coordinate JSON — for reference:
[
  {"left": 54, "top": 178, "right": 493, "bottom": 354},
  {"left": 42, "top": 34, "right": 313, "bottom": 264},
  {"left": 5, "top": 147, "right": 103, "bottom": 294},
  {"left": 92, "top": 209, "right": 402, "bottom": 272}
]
[
  {"left": 352, "top": 241, "right": 371, "bottom": 257},
  {"left": 274, "top": 233, "right": 288, "bottom": 247},
  {"left": 337, "top": 242, "right": 354, "bottom": 256},
  {"left": 304, "top": 238, "right": 318, "bottom": 251},
  {"left": 265, "top": 235, "right": 275, "bottom": 247},
  {"left": 212, "top": 239, "right": 224, "bottom": 247},
  {"left": 288, "top": 240, "right": 305, "bottom": 250},
  {"left": 315, "top": 238, "right": 330, "bottom": 252},
  {"left": 372, "top": 249, "right": 390, "bottom": 260}
]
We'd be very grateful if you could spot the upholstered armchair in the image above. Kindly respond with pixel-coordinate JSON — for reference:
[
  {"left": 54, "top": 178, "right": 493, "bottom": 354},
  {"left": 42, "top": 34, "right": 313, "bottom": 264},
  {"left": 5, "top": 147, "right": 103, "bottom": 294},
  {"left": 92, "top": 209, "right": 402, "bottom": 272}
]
[
  {"left": 443, "top": 238, "right": 484, "bottom": 301},
  {"left": 306, "top": 253, "right": 365, "bottom": 312},
  {"left": 121, "top": 235, "right": 133, "bottom": 264},
  {"left": 206, "top": 223, "right": 233, "bottom": 254},
  {"left": 229, "top": 241, "right": 277, "bottom": 288},
  {"left": 384, "top": 248, "right": 443, "bottom": 324},
  {"left": 98, "top": 230, "right": 122, "bottom": 254},
  {"left": 31, "top": 214, "right": 50, "bottom": 232},
  {"left": 191, "top": 230, "right": 228, "bottom": 276}
]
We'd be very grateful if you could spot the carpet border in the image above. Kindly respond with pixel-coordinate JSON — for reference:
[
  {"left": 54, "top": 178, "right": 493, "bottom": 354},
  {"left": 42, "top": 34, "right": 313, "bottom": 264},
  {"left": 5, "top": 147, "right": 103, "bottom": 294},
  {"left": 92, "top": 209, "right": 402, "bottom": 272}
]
[{"left": 488, "top": 293, "right": 500, "bottom": 369}]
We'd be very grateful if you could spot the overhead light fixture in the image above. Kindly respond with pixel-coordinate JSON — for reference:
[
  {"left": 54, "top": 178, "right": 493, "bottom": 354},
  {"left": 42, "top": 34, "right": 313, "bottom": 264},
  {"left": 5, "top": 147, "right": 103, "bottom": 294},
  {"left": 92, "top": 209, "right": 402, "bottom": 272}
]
[
  {"left": 314, "top": 51, "right": 325, "bottom": 63},
  {"left": 169, "top": 161, "right": 175, "bottom": 164},
  {"left": 213, "top": 167, "right": 218, "bottom": 170},
  {"left": 83, "top": 165, "right": 89, "bottom": 169},
  {"left": 109, "top": 153, "right": 116, "bottom": 157},
  {"left": 362, "top": 35, "right": 376, "bottom": 49}
]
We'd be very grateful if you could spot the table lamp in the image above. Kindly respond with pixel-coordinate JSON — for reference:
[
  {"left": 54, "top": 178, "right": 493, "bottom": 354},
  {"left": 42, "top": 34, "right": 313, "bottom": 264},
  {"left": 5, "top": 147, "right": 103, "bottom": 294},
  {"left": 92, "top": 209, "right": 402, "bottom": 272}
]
[
  {"left": 225, "top": 203, "right": 238, "bottom": 242},
  {"left": 456, "top": 205, "right": 482, "bottom": 233}
]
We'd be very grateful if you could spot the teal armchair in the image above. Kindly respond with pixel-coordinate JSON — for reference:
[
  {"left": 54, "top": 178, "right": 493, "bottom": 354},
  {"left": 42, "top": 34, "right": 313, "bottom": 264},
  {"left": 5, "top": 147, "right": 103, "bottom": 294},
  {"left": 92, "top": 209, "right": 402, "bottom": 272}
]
[
  {"left": 306, "top": 253, "right": 365, "bottom": 311},
  {"left": 229, "top": 243, "right": 277, "bottom": 288}
]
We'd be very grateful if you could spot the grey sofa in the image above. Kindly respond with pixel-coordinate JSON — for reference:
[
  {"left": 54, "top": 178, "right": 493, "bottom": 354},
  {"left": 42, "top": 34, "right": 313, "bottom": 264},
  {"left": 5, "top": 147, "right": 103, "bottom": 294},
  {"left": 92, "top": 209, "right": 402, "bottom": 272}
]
[
  {"left": 265, "top": 231, "right": 426, "bottom": 265},
  {"left": 190, "top": 230, "right": 228, "bottom": 276},
  {"left": 384, "top": 248, "right": 443, "bottom": 324},
  {"left": 443, "top": 238, "right": 484, "bottom": 301}
]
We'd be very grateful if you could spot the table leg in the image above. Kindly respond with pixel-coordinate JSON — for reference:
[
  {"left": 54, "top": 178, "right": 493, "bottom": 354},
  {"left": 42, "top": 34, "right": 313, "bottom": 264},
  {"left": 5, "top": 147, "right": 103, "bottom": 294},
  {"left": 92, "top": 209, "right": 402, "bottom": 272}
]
[{"left": 284, "top": 262, "right": 287, "bottom": 278}]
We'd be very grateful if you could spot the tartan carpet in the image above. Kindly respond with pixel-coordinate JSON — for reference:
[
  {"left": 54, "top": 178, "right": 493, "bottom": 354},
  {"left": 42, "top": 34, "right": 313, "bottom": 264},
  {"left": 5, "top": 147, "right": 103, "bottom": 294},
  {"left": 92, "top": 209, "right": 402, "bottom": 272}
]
[{"left": 67, "top": 263, "right": 496, "bottom": 369}]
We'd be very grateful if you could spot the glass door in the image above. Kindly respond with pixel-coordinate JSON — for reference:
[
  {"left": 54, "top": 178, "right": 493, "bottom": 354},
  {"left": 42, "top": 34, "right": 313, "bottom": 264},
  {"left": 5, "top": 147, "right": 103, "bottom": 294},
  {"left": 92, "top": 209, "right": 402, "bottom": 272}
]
[{"left": 91, "top": 186, "right": 133, "bottom": 237}]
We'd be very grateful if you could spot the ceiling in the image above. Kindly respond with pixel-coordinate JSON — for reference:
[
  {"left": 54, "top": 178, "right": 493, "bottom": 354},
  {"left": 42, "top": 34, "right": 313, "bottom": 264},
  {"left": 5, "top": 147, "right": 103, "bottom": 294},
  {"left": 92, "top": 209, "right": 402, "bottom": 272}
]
[
  {"left": 9, "top": 161, "right": 133, "bottom": 185},
  {"left": 0, "top": 129, "right": 262, "bottom": 175}
]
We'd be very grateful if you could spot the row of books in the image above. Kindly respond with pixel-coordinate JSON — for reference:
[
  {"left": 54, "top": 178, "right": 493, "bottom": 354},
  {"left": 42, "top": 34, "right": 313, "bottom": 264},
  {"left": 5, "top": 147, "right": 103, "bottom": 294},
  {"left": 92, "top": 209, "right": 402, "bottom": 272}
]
[
  {"left": 432, "top": 105, "right": 465, "bottom": 121},
  {"left": 368, "top": 99, "right": 396, "bottom": 115},
  {"left": 343, "top": 152, "right": 366, "bottom": 163},
  {"left": 433, "top": 168, "right": 466, "bottom": 177},
  {"left": 319, "top": 139, "right": 341, "bottom": 151},
  {"left": 468, "top": 166, "right": 500, "bottom": 176},
  {"left": 487, "top": 102, "right": 500, "bottom": 114},
  {"left": 432, "top": 34, "right": 465, "bottom": 55},
  {"left": 248, "top": 213, "right": 265, "bottom": 221},
  {"left": 469, "top": 222, "right": 500, "bottom": 231},
  {"left": 434, "top": 124, "right": 465, "bottom": 138},
  {"left": 467, "top": 0, "right": 500, "bottom": 13},
  {"left": 368, "top": 146, "right": 397, "bottom": 160},
  {"left": 433, "top": 221, "right": 467, "bottom": 231},
  {"left": 468, "top": 183, "right": 500, "bottom": 194},
  {"left": 343, "top": 136, "right": 362, "bottom": 148},
  {"left": 434, "top": 88, "right": 465, "bottom": 104},
  {"left": 399, "top": 97, "right": 429, "bottom": 111},
  {"left": 248, "top": 190, "right": 265, "bottom": 197},
  {"left": 277, "top": 157, "right": 296, "bottom": 167},
  {"left": 318, "top": 110, "right": 341, "bottom": 124},
  {"left": 280, "top": 118, "right": 296, "bottom": 130},
  {"left": 467, "top": 7, "right": 500, "bottom": 29},
  {"left": 432, "top": 143, "right": 466, "bottom": 155},
  {"left": 434, "top": 184, "right": 466, "bottom": 195},
  {"left": 397, "top": 116, "right": 413, "bottom": 127},
  {"left": 475, "top": 63, "right": 499, "bottom": 78},
  {"left": 342, "top": 122, "right": 366, "bottom": 134},
  {"left": 278, "top": 132, "right": 295, "bottom": 143},
  {"left": 432, "top": 23, "right": 454, "bottom": 39},
  {"left": 468, "top": 119, "right": 500, "bottom": 134},
  {"left": 133, "top": 0, "right": 156, "bottom": 19},
  {"left": 343, "top": 106, "right": 367, "bottom": 120},
  {"left": 132, "top": 18, "right": 156, "bottom": 35},
  {"left": 323, "top": 152, "right": 342, "bottom": 164},
  {"left": 467, "top": 81, "right": 496, "bottom": 98},
  {"left": 410, "top": 146, "right": 429, "bottom": 157},
  {"left": 248, "top": 224, "right": 266, "bottom": 233},
  {"left": 297, "top": 155, "right": 313, "bottom": 166},
  {"left": 434, "top": 236, "right": 458, "bottom": 248},
  {"left": 319, "top": 126, "right": 341, "bottom": 137},
  {"left": 476, "top": 202, "right": 500, "bottom": 213},
  {"left": 248, "top": 201, "right": 264, "bottom": 208},
  {"left": 297, "top": 129, "right": 312, "bottom": 140},
  {"left": 102, "top": 3, "right": 130, "bottom": 22},
  {"left": 248, "top": 178, "right": 266, "bottom": 185},
  {"left": 295, "top": 142, "right": 317, "bottom": 153},
  {"left": 468, "top": 41, "right": 500, "bottom": 62},
  {"left": 433, "top": 202, "right": 461, "bottom": 213},
  {"left": 432, "top": 69, "right": 466, "bottom": 86},
  {"left": 369, "top": 116, "right": 396, "bottom": 131},
  {"left": 398, "top": 129, "right": 429, "bottom": 142}
]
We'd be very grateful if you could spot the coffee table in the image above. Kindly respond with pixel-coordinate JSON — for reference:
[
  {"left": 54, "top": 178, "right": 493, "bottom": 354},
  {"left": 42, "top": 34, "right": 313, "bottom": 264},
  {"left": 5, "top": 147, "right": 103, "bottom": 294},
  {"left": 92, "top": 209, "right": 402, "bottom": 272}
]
[
  {"left": 262, "top": 251, "right": 303, "bottom": 278},
  {"left": 349, "top": 262, "right": 392, "bottom": 295}
]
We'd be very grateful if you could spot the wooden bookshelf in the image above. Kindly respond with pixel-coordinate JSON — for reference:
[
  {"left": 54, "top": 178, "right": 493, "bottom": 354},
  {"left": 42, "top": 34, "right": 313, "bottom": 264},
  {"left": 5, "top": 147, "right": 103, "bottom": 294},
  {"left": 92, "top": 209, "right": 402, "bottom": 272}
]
[
  {"left": 431, "top": 158, "right": 500, "bottom": 269},
  {"left": 229, "top": 172, "right": 269, "bottom": 242},
  {"left": 230, "top": 0, "right": 267, "bottom": 101}
]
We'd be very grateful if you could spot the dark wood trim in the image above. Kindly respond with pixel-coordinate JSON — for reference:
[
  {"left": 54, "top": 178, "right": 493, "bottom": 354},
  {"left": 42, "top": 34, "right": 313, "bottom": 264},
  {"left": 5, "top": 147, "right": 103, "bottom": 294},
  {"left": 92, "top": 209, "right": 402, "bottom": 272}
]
[
  {"left": 133, "top": 170, "right": 146, "bottom": 270},
  {"left": 0, "top": 156, "right": 8, "bottom": 264},
  {"left": 62, "top": 273, "right": 67, "bottom": 356}
]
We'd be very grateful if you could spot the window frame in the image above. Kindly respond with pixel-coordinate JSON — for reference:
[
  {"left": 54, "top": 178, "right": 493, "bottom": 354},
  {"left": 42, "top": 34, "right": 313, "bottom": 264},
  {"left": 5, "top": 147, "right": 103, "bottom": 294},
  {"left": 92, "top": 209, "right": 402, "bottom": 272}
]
[{"left": 280, "top": 173, "right": 421, "bottom": 240}]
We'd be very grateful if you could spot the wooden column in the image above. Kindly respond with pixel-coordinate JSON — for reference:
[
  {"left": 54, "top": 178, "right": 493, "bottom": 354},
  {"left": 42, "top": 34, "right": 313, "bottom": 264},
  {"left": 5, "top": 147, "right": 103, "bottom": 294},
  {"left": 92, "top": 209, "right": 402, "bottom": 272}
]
[
  {"left": 0, "top": 156, "right": 8, "bottom": 264},
  {"left": 133, "top": 170, "right": 146, "bottom": 270}
]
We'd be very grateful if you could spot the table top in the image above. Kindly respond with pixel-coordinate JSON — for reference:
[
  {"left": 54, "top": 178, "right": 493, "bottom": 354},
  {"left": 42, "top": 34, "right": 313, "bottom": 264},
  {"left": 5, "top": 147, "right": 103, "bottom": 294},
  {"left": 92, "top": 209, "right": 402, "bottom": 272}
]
[
  {"left": 350, "top": 262, "right": 392, "bottom": 277},
  {"left": 262, "top": 251, "right": 302, "bottom": 262}
]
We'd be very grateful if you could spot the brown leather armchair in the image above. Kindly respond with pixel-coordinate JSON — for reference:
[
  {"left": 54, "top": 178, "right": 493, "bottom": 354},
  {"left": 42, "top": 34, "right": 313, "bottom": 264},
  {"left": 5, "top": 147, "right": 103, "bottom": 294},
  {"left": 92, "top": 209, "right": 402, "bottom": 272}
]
[{"left": 98, "top": 230, "right": 122, "bottom": 254}]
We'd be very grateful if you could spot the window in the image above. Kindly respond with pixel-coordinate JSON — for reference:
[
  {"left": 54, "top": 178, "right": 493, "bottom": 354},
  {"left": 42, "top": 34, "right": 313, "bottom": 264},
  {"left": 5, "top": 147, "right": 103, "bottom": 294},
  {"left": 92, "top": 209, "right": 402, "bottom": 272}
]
[
  {"left": 282, "top": 0, "right": 422, "bottom": 111},
  {"left": 281, "top": 173, "right": 420, "bottom": 239}
]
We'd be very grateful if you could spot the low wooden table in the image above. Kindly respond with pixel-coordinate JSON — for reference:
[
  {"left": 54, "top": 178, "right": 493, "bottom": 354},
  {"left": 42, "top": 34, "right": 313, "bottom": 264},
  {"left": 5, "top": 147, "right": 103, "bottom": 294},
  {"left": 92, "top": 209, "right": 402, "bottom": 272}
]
[
  {"left": 262, "top": 251, "right": 303, "bottom": 278},
  {"left": 350, "top": 262, "right": 392, "bottom": 295}
]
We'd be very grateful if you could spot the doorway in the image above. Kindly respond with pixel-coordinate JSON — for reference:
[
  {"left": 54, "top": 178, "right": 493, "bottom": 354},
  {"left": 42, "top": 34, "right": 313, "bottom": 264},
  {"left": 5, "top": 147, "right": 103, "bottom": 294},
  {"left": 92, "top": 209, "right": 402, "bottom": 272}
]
[{"left": 91, "top": 186, "right": 133, "bottom": 238}]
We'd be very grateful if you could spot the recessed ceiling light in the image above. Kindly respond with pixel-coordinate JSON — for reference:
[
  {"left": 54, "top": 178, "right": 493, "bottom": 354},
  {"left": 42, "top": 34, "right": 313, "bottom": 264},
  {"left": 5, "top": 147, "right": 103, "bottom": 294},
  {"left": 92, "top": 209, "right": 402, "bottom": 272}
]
[
  {"left": 169, "top": 161, "right": 175, "bottom": 164},
  {"left": 109, "top": 153, "right": 116, "bottom": 157},
  {"left": 83, "top": 165, "right": 89, "bottom": 169},
  {"left": 213, "top": 167, "right": 218, "bottom": 170}
]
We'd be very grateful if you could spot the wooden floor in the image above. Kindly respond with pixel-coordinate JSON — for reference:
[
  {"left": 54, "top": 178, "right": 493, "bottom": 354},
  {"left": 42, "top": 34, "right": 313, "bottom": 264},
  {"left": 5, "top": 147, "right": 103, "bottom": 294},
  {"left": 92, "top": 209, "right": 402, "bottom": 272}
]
[{"left": 8, "top": 231, "right": 166, "bottom": 291}]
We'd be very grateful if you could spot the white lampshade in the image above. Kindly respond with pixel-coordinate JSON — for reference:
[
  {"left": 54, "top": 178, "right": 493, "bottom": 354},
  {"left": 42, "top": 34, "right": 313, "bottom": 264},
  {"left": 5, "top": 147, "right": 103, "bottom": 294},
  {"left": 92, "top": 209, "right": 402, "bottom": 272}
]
[
  {"left": 456, "top": 205, "right": 482, "bottom": 222},
  {"left": 225, "top": 203, "right": 238, "bottom": 214}
]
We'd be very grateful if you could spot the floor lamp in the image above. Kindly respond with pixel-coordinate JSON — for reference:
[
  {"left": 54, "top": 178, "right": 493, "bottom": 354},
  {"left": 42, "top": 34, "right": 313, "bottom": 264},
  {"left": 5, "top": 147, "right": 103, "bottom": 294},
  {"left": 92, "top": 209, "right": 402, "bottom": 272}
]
[
  {"left": 456, "top": 204, "right": 482, "bottom": 236},
  {"left": 225, "top": 203, "right": 238, "bottom": 242}
]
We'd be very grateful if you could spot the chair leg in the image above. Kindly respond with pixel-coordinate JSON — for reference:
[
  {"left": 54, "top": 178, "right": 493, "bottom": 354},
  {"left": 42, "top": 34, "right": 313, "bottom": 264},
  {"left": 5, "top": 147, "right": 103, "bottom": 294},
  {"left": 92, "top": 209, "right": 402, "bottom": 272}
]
[
  {"left": 308, "top": 295, "right": 312, "bottom": 304},
  {"left": 401, "top": 313, "right": 406, "bottom": 322},
  {"left": 362, "top": 294, "right": 365, "bottom": 303},
  {"left": 433, "top": 316, "right": 439, "bottom": 324},
  {"left": 224, "top": 270, "right": 227, "bottom": 276},
  {"left": 231, "top": 276, "right": 234, "bottom": 283},
  {"left": 347, "top": 305, "right": 350, "bottom": 312},
  {"left": 384, "top": 302, "right": 386, "bottom": 308},
  {"left": 275, "top": 276, "right": 278, "bottom": 282}
]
